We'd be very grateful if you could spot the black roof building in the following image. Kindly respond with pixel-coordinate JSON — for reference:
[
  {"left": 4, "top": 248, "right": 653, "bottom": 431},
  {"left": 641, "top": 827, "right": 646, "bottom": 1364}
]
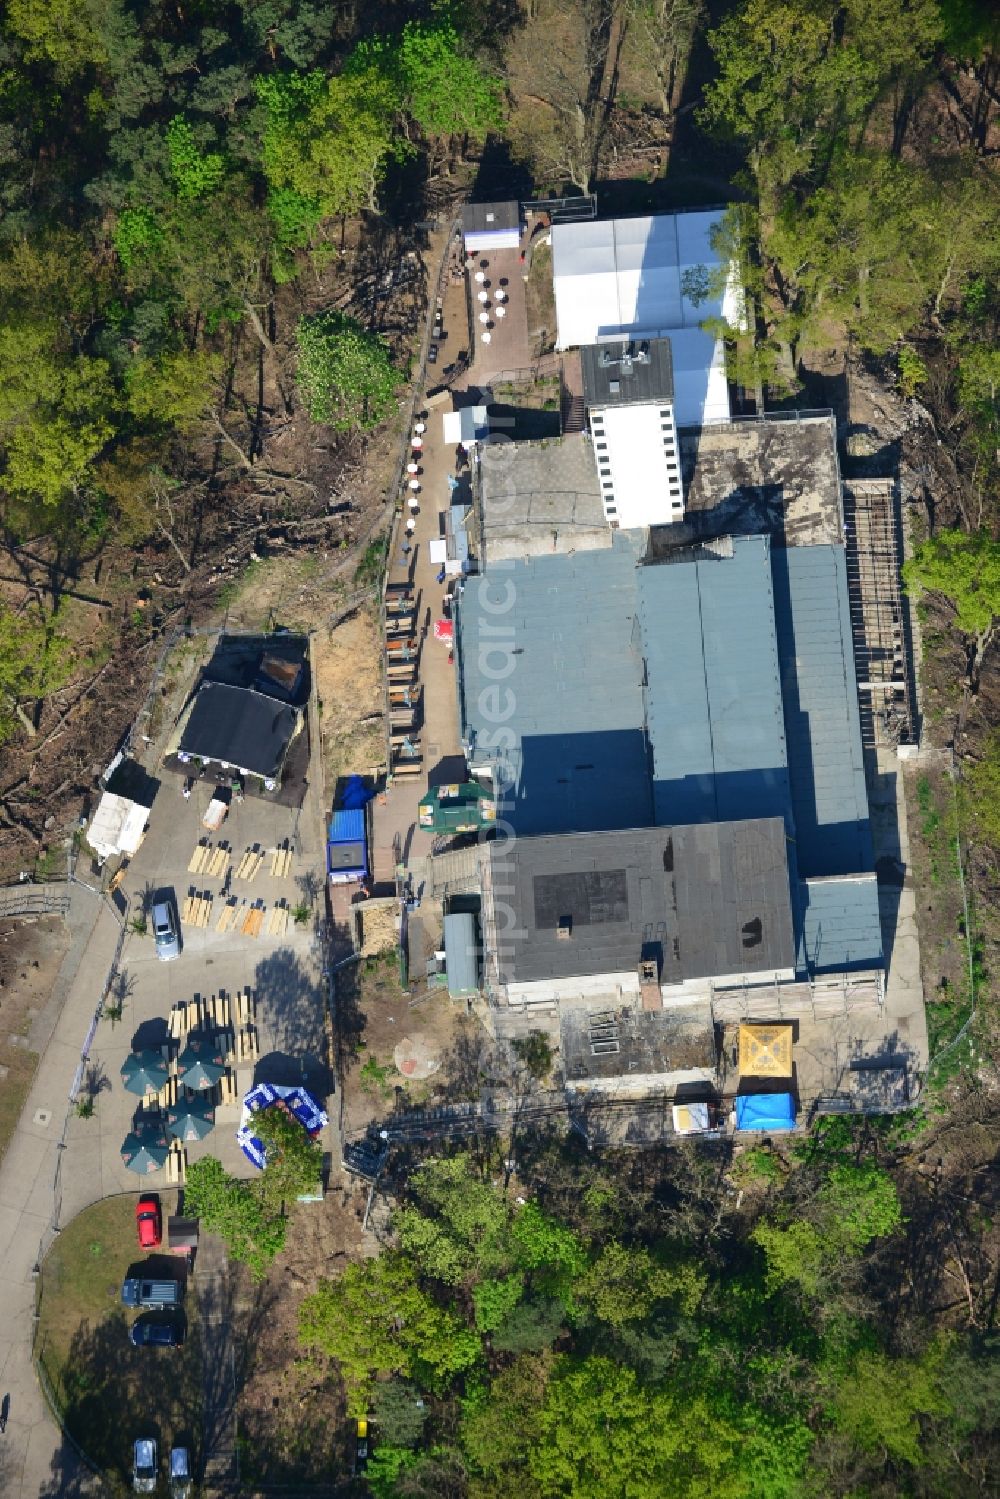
[
  {"left": 581, "top": 337, "right": 675, "bottom": 409},
  {"left": 179, "top": 682, "right": 300, "bottom": 780},
  {"left": 487, "top": 818, "right": 795, "bottom": 987}
]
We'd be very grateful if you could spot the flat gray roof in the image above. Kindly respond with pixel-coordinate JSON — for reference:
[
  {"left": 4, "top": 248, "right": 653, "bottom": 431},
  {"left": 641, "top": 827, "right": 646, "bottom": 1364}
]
[
  {"left": 639, "top": 536, "right": 791, "bottom": 828},
  {"left": 477, "top": 434, "right": 610, "bottom": 565},
  {"left": 581, "top": 338, "right": 674, "bottom": 408},
  {"left": 659, "top": 415, "right": 843, "bottom": 548},
  {"left": 458, "top": 536, "right": 652, "bottom": 835},
  {"left": 798, "top": 875, "right": 883, "bottom": 974},
  {"left": 772, "top": 545, "right": 873, "bottom": 876},
  {"left": 561, "top": 1005, "right": 716, "bottom": 1084},
  {"left": 489, "top": 818, "right": 795, "bottom": 986}
]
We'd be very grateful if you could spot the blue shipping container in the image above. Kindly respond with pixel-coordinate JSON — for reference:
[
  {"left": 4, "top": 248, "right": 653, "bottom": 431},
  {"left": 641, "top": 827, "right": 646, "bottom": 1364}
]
[{"left": 327, "top": 807, "right": 367, "bottom": 882}]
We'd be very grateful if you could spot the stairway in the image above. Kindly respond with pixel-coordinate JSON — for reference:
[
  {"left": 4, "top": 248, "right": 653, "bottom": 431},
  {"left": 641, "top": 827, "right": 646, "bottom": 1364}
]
[{"left": 562, "top": 393, "right": 586, "bottom": 435}]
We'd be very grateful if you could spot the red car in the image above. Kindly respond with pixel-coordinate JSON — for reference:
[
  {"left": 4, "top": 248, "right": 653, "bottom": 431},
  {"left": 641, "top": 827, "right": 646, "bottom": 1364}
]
[{"left": 136, "top": 1196, "right": 162, "bottom": 1249}]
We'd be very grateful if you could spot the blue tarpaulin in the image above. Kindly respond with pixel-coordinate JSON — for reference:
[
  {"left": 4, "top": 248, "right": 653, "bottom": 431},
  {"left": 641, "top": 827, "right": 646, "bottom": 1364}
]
[{"left": 735, "top": 1093, "right": 796, "bottom": 1132}]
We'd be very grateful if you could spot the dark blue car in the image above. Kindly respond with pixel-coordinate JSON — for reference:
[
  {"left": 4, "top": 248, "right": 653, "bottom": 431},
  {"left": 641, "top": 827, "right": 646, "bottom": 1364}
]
[{"left": 130, "top": 1314, "right": 185, "bottom": 1348}]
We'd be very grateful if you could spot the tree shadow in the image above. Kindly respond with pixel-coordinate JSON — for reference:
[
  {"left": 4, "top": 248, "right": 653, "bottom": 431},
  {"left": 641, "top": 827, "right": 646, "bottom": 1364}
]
[
  {"left": 36, "top": 1310, "right": 203, "bottom": 1490},
  {"left": 253, "top": 946, "right": 331, "bottom": 1096}
]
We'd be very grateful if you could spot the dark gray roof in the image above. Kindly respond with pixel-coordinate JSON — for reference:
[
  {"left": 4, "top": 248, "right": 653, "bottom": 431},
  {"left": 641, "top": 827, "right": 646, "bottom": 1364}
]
[
  {"left": 457, "top": 536, "right": 653, "bottom": 834},
  {"left": 640, "top": 536, "right": 791, "bottom": 828},
  {"left": 444, "top": 912, "right": 479, "bottom": 996},
  {"left": 772, "top": 546, "right": 873, "bottom": 876},
  {"left": 489, "top": 818, "right": 794, "bottom": 986},
  {"left": 561, "top": 1006, "right": 716, "bottom": 1083},
  {"left": 179, "top": 682, "right": 299, "bottom": 778},
  {"left": 463, "top": 200, "right": 520, "bottom": 235},
  {"left": 581, "top": 338, "right": 675, "bottom": 408},
  {"left": 797, "top": 876, "right": 883, "bottom": 974}
]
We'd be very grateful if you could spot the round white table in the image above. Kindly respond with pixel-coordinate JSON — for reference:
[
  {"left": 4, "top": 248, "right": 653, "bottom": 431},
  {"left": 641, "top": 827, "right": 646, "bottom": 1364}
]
[
  {"left": 481, "top": 330, "right": 492, "bottom": 344},
  {"left": 479, "top": 311, "right": 490, "bottom": 324},
  {"left": 495, "top": 305, "right": 506, "bottom": 319},
  {"left": 474, "top": 271, "right": 485, "bottom": 284},
  {"left": 477, "top": 290, "right": 489, "bottom": 303}
]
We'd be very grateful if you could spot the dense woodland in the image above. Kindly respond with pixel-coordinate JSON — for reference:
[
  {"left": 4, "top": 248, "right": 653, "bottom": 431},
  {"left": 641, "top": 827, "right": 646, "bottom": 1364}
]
[{"left": 3, "top": 2, "right": 1000, "bottom": 1493}]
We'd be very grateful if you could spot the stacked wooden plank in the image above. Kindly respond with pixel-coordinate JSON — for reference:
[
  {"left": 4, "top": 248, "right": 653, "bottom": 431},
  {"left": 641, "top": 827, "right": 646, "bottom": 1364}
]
[
  {"left": 270, "top": 843, "right": 293, "bottom": 879},
  {"left": 166, "top": 1140, "right": 187, "bottom": 1186},
  {"left": 235, "top": 847, "right": 265, "bottom": 882},
  {"left": 236, "top": 988, "right": 255, "bottom": 1025},
  {"left": 188, "top": 840, "right": 211, "bottom": 874},
  {"left": 181, "top": 891, "right": 213, "bottom": 928}
]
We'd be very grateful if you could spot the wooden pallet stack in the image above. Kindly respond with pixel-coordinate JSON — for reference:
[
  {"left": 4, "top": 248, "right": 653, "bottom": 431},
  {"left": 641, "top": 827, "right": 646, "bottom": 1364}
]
[{"left": 270, "top": 843, "right": 293, "bottom": 879}]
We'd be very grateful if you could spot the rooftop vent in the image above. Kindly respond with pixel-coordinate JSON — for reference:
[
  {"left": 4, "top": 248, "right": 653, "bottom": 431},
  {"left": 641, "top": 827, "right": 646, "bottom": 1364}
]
[
  {"left": 742, "top": 917, "right": 763, "bottom": 949},
  {"left": 609, "top": 380, "right": 620, "bottom": 394},
  {"left": 486, "top": 211, "right": 495, "bottom": 222},
  {"left": 557, "top": 915, "right": 573, "bottom": 940}
]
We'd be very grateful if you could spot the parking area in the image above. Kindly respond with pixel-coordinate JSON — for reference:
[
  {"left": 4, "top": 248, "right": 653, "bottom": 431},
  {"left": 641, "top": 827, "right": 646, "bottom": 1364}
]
[{"left": 62, "top": 755, "right": 332, "bottom": 1212}]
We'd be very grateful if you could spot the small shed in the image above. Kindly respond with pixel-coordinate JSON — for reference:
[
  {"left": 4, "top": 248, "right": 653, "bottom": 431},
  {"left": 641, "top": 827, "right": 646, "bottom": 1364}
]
[
  {"left": 328, "top": 807, "right": 368, "bottom": 883},
  {"left": 444, "top": 912, "right": 479, "bottom": 998},
  {"left": 443, "top": 406, "right": 490, "bottom": 447},
  {"left": 735, "top": 1093, "right": 796, "bottom": 1132},
  {"left": 462, "top": 201, "right": 521, "bottom": 253}
]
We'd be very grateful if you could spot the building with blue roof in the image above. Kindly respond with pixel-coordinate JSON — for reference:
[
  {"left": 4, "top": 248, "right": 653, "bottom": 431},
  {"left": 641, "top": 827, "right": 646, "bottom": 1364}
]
[{"left": 456, "top": 527, "right": 883, "bottom": 987}]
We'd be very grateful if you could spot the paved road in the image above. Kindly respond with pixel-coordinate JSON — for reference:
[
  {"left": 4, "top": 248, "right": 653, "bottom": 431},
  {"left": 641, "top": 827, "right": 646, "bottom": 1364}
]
[
  {"left": 0, "top": 883, "right": 121, "bottom": 1499},
  {"left": 194, "top": 1232, "right": 237, "bottom": 1489}
]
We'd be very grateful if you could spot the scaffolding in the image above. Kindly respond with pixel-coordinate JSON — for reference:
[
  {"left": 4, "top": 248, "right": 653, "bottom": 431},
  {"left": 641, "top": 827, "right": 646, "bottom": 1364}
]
[{"left": 842, "top": 479, "right": 917, "bottom": 749}]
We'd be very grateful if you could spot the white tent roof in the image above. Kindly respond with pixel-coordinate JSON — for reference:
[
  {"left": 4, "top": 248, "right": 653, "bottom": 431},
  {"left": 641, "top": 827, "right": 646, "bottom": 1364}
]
[
  {"left": 88, "top": 791, "right": 149, "bottom": 861},
  {"left": 552, "top": 210, "right": 741, "bottom": 426},
  {"left": 443, "top": 406, "right": 490, "bottom": 445}
]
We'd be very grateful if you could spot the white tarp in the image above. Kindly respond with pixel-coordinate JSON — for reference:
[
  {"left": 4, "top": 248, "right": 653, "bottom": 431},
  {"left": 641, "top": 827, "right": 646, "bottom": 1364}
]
[
  {"left": 552, "top": 210, "right": 742, "bottom": 426},
  {"left": 88, "top": 792, "right": 149, "bottom": 861}
]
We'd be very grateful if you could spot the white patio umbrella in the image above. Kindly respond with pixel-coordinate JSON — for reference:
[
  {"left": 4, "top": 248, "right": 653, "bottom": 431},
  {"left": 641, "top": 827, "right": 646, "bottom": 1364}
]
[
  {"left": 414, "top": 422, "right": 426, "bottom": 434},
  {"left": 408, "top": 479, "right": 420, "bottom": 491},
  {"left": 495, "top": 305, "right": 506, "bottom": 319},
  {"left": 474, "top": 271, "right": 485, "bottom": 283},
  {"left": 479, "top": 311, "right": 490, "bottom": 324},
  {"left": 481, "top": 331, "right": 492, "bottom": 344},
  {"left": 406, "top": 461, "right": 419, "bottom": 474}
]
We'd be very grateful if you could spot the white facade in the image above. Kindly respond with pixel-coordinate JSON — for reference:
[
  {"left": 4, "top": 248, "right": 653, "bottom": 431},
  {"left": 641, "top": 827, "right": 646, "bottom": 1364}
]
[
  {"left": 588, "top": 400, "right": 683, "bottom": 528},
  {"left": 552, "top": 210, "right": 742, "bottom": 427}
]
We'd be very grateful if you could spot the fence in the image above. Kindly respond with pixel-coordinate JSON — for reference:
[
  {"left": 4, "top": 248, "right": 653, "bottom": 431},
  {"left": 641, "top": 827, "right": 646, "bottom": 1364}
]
[{"left": 0, "top": 886, "right": 70, "bottom": 919}]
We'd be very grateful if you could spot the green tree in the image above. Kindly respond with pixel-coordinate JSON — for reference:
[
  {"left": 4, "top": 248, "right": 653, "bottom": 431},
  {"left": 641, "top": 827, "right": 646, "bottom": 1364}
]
[
  {"left": 511, "top": 1030, "right": 553, "bottom": 1080},
  {"left": 473, "top": 1272, "right": 525, "bottom": 1332},
  {"left": 184, "top": 1156, "right": 286, "bottom": 1279},
  {"left": 356, "top": 23, "right": 504, "bottom": 140},
  {"left": 6, "top": 0, "right": 122, "bottom": 79},
  {"left": 252, "top": 1104, "right": 323, "bottom": 1211},
  {"left": 295, "top": 311, "right": 399, "bottom": 429},
  {"left": 820, "top": 1161, "right": 902, "bottom": 1253},
  {"left": 578, "top": 1242, "right": 706, "bottom": 1328},
  {"left": 903, "top": 528, "right": 1000, "bottom": 679},
  {"left": 125, "top": 350, "right": 222, "bottom": 430},
  {"left": 165, "top": 117, "right": 226, "bottom": 200},
  {"left": 0, "top": 600, "right": 72, "bottom": 744},
  {"left": 371, "top": 1378, "right": 428, "bottom": 1449},
  {"left": 830, "top": 1339, "right": 953, "bottom": 1467},
  {"left": 299, "top": 1253, "right": 480, "bottom": 1409},
  {"left": 752, "top": 1219, "right": 827, "bottom": 1297}
]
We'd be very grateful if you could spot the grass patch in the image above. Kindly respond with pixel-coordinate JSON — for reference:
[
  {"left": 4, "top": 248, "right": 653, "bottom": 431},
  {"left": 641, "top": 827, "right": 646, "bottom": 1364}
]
[
  {"left": 37, "top": 1193, "right": 201, "bottom": 1482},
  {"left": 0, "top": 1043, "right": 40, "bottom": 1168},
  {"left": 354, "top": 534, "right": 388, "bottom": 590}
]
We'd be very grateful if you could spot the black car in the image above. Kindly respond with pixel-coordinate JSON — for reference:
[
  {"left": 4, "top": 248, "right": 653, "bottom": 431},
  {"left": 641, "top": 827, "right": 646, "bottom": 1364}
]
[{"left": 130, "top": 1313, "right": 185, "bottom": 1348}]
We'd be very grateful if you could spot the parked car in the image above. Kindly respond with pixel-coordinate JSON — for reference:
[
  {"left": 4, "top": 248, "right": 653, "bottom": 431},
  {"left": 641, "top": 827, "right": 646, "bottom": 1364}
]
[
  {"left": 169, "top": 1445, "right": 193, "bottom": 1498},
  {"left": 129, "top": 1313, "right": 184, "bottom": 1348},
  {"left": 132, "top": 1437, "right": 158, "bottom": 1493},
  {"left": 151, "top": 893, "right": 181, "bottom": 960},
  {"left": 135, "top": 1196, "right": 162, "bottom": 1249},
  {"left": 356, "top": 1416, "right": 369, "bottom": 1474},
  {"left": 121, "top": 1275, "right": 182, "bottom": 1309}
]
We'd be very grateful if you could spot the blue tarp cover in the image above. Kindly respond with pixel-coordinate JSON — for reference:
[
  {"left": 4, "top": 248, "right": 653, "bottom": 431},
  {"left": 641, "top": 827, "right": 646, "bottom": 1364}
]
[
  {"left": 341, "top": 775, "right": 371, "bottom": 810},
  {"left": 237, "top": 1083, "right": 328, "bottom": 1170},
  {"left": 736, "top": 1093, "right": 796, "bottom": 1132}
]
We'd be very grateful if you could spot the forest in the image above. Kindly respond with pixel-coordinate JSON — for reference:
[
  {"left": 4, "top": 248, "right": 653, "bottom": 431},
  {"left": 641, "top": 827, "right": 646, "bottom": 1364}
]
[{"left": 2, "top": 2, "right": 1000, "bottom": 1493}]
